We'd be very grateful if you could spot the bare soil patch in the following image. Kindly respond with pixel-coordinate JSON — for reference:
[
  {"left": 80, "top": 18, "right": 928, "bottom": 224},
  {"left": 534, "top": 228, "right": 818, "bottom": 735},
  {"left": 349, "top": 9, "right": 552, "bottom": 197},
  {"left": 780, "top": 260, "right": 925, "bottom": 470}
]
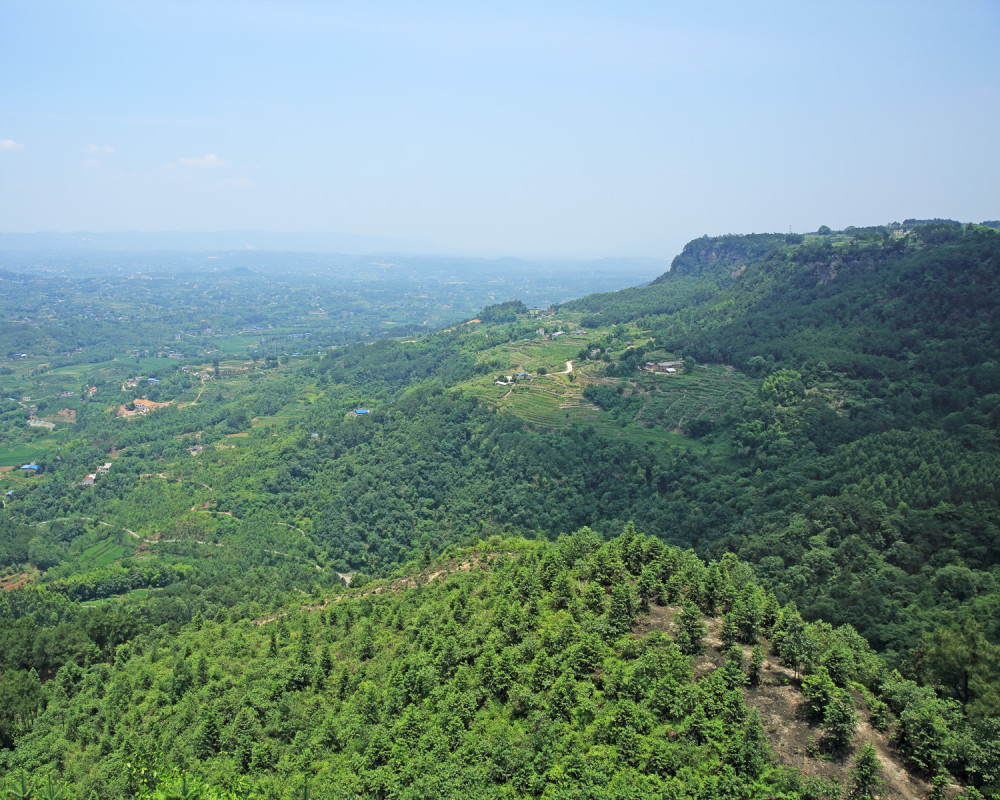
[
  {"left": 2, "top": 572, "right": 32, "bottom": 591},
  {"left": 631, "top": 603, "right": 678, "bottom": 637}
]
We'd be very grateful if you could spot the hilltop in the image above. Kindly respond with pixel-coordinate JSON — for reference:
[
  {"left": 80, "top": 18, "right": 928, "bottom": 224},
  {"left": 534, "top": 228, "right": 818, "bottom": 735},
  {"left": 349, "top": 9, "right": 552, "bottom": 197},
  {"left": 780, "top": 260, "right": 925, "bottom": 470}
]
[{"left": 2, "top": 529, "right": 965, "bottom": 799}]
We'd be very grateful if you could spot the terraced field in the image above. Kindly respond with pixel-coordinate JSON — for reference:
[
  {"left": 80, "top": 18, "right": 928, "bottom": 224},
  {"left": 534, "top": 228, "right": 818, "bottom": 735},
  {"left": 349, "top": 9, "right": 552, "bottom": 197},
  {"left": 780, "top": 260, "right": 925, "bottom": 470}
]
[
  {"left": 77, "top": 537, "right": 131, "bottom": 570},
  {"left": 460, "top": 364, "right": 690, "bottom": 450},
  {"left": 0, "top": 432, "right": 70, "bottom": 468},
  {"left": 462, "top": 330, "right": 754, "bottom": 455},
  {"left": 633, "top": 365, "right": 757, "bottom": 431}
]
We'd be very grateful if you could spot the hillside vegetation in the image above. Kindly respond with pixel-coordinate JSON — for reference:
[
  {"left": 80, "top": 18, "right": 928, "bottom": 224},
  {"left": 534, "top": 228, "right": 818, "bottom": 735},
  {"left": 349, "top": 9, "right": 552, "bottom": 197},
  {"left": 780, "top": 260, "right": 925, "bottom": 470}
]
[
  {"left": 1, "top": 221, "right": 998, "bottom": 797},
  {"left": 5, "top": 528, "right": 985, "bottom": 799}
]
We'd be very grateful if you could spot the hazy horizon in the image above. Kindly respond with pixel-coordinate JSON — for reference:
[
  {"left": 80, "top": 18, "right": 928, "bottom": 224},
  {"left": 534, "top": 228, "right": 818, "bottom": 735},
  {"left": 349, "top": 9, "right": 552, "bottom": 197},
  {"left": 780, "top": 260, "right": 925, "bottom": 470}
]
[{"left": 2, "top": 1, "right": 998, "bottom": 259}]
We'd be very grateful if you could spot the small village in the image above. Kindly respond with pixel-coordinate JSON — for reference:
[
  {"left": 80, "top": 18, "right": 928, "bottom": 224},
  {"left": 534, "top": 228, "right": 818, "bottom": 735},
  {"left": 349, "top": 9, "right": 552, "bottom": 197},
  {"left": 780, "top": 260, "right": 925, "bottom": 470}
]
[{"left": 643, "top": 359, "right": 683, "bottom": 374}]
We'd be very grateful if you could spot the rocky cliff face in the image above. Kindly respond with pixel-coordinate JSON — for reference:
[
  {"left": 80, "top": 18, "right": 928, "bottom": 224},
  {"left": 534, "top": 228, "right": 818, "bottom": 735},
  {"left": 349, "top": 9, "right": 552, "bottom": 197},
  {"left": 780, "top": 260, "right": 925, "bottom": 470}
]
[{"left": 653, "top": 233, "right": 789, "bottom": 284}]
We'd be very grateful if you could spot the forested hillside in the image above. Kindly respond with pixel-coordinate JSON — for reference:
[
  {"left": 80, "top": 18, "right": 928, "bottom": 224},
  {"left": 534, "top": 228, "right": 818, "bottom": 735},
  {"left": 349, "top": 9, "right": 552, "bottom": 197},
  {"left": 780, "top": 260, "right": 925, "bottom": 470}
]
[
  {"left": 565, "top": 223, "right": 1000, "bottom": 663},
  {"left": 6, "top": 529, "right": 991, "bottom": 799},
  {"left": 1, "top": 221, "right": 998, "bottom": 797}
]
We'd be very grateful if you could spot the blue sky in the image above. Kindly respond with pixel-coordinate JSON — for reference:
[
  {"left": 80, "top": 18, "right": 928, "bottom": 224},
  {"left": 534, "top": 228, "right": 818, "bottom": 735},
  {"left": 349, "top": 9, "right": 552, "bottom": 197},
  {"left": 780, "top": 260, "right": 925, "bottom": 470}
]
[{"left": 1, "top": 1, "right": 998, "bottom": 258}]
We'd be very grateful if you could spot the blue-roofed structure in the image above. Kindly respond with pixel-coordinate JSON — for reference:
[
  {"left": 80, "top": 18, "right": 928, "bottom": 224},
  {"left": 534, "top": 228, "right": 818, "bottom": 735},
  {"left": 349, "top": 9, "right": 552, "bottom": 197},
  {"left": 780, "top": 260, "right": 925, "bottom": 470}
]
[
  {"left": 354, "top": 408, "right": 370, "bottom": 415},
  {"left": 21, "top": 464, "right": 39, "bottom": 471}
]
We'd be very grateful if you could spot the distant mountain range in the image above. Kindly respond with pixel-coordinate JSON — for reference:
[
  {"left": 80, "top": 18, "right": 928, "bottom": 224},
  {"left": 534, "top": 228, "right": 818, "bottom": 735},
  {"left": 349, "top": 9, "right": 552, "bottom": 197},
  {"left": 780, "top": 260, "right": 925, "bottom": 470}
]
[{"left": 0, "top": 230, "right": 436, "bottom": 254}]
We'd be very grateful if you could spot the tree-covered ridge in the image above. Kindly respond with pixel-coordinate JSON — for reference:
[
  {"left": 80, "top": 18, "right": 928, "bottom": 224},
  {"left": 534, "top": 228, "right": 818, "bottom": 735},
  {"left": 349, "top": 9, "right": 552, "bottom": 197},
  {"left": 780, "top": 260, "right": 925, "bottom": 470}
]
[
  {"left": 569, "top": 224, "right": 1000, "bottom": 392},
  {"left": 6, "top": 527, "right": 992, "bottom": 799},
  {"left": 553, "top": 223, "right": 1000, "bottom": 659},
  {"left": 667, "top": 226, "right": 999, "bottom": 381}
]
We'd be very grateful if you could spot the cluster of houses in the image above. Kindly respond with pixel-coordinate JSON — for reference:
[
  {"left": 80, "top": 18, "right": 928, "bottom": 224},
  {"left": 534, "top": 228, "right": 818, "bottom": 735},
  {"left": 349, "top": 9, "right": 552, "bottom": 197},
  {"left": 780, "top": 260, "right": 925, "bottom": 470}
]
[
  {"left": 82, "top": 462, "right": 112, "bottom": 486},
  {"left": 495, "top": 371, "right": 532, "bottom": 387},
  {"left": 536, "top": 329, "right": 587, "bottom": 340},
  {"left": 116, "top": 397, "right": 171, "bottom": 418},
  {"left": 123, "top": 376, "right": 162, "bottom": 390},
  {"left": 643, "top": 360, "right": 684, "bottom": 374},
  {"left": 183, "top": 367, "right": 213, "bottom": 379}
]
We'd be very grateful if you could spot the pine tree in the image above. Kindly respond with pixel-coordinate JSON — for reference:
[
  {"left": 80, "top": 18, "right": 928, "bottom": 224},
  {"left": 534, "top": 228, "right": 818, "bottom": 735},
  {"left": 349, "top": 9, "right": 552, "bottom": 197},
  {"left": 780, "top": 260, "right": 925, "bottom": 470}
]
[
  {"left": 686, "top": 703, "right": 710, "bottom": 744},
  {"left": 194, "top": 653, "right": 209, "bottom": 686},
  {"left": 319, "top": 645, "right": 334, "bottom": 675},
  {"left": 193, "top": 709, "right": 222, "bottom": 759},
  {"left": 4, "top": 772, "right": 33, "bottom": 800},
  {"left": 722, "top": 646, "right": 748, "bottom": 690},
  {"left": 548, "top": 672, "right": 577, "bottom": 720},
  {"left": 295, "top": 628, "right": 313, "bottom": 665},
  {"left": 232, "top": 707, "right": 261, "bottom": 772},
  {"left": 849, "top": 743, "right": 882, "bottom": 799},
  {"left": 550, "top": 570, "right": 573, "bottom": 610},
  {"left": 824, "top": 689, "right": 858, "bottom": 752},
  {"left": 608, "top": 583, "right": 635, "bottom": 634},
  {"left": 801, "top": 667, "right": 836, "bottom": 722},
  {"left": 37, "top": 773, "right": 69, "bottom": 800},
  {"left": 676, "top": 600, "right": 706, "bottom": 656},
  {"left": 357, "top": 624, "right": 376, "bottom": 661},
  {"left": 721, "top": 613, "right": 739, "bottom": 649},
  {"left": 637, "top": 566, "right": 658, "bottom": 612},
  {"left": 730, "top": 708, "right": 766, "bottom": 778},
  {"left": 928, "top": 771, "right": 948, "bottom": 800}
]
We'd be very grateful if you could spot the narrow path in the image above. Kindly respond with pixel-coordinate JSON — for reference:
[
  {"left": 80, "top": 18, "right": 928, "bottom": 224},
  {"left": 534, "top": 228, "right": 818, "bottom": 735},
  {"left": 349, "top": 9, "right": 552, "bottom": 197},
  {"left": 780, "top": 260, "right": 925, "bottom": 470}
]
[
  {"left": 141, "top": 472, "right": 213, "bottom": 491},
  {"left": 254, "top": 556, "right": 487, "bottom": 624},
  {"left": 276, "top": 521, "right": 308, "bottom": 538},
  {"left": 193, "top": 508, "right": 237, "bottom": 518},
  {"left": 191, "top": 377, "right": 207, "bottom": 405},
  {"left": 32, "top": 513, "right": 324, "bottom": 572}
]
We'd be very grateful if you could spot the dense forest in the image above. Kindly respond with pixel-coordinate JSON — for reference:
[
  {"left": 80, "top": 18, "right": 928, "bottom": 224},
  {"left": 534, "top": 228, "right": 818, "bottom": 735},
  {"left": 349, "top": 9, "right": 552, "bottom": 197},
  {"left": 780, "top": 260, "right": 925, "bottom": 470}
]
[{"left": 1, "top": 221, "right": 998, "bottom": 797}]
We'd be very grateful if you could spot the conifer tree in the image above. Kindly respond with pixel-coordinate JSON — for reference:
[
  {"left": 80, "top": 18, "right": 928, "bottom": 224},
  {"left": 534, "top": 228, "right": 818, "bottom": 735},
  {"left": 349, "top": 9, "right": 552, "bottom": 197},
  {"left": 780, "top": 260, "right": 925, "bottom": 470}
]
[
  {"left": 357, "top": 624, "right": 376, "bottom": 661},
  {"left": 192, "top": 710, "right": 222, "bottom": 759},
  {"left": 849, "top": 743, "right": 882, "bottom": 799},
  {"left": 823, "top": 689, "right": 858, "bottom": 751},
  {"left": 608, "top": 583, "right": 635, "bottom": 634},
  {"left": 676, "top": 600, "right": 706, "bottom": 656},
  {"left": 721, "top": 613, "right": 739, "bottom": 649}
]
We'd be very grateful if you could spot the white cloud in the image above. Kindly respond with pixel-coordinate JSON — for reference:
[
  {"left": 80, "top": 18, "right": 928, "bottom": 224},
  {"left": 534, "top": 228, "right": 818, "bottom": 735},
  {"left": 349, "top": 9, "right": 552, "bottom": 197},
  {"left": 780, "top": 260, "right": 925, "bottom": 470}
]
[
  {"left": 0, "top": 139, "right": 23, "bottom": 151},
  {"left": 174, "top": 153, "right": 227, "bottom": 168},
  {"left": 86, "top": 144, "right": 115, "bottom": 154}
]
